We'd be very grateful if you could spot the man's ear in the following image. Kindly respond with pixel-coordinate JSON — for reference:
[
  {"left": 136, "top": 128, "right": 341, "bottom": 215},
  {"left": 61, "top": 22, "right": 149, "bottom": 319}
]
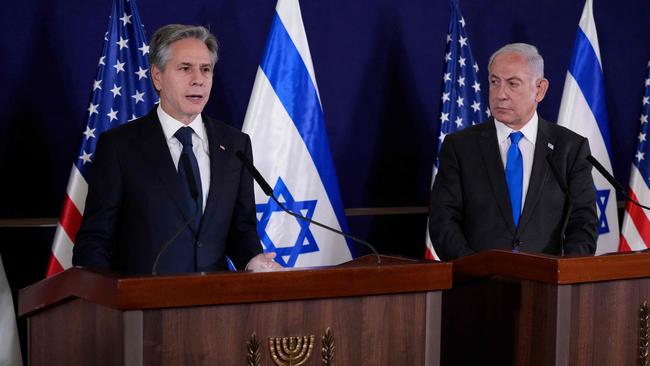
[
  {"left": 535, "top": 78, "right": 549, "bottom": 102},
  {"left": 151, "top": 65, "right": 162, "bottom": 92}
]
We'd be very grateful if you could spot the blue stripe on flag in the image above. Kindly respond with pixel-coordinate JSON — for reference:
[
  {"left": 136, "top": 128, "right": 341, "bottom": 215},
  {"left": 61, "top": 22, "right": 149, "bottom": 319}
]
[
  {"left": 259, "top": 12, "right": 352, "bottom": 250},
  {"left": 568, "top": 27, "right": 612, "bottom": 153}
]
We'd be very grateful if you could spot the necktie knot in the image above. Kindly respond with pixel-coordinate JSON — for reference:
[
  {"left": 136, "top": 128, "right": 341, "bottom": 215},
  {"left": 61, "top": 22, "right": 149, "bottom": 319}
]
[
  {"left": 175, "top": 127, "right": 194, "bottom": 147},
  {"left": 509, "top": 131, "right": 524, "bottom": 146}
]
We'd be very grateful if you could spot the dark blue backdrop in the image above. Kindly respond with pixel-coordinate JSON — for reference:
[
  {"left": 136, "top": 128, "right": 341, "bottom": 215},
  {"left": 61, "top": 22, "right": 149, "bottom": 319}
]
[{"left": 1, "top": 0, "right": 650, "bottom": 279}]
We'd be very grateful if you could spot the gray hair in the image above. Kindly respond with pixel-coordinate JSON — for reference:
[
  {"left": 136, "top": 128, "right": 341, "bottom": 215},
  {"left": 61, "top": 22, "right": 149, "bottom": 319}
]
[
  {"left": 149, "top": 24, "right": 218, "bottom": 70},
  {"left": 488, "top": 43, "right": 544, "bottom": 78}
]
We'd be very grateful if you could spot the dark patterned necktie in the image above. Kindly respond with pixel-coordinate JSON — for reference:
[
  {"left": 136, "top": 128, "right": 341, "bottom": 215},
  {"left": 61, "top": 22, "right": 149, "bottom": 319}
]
[{"left": 174, "top": 127, "right": 203, "bottom": 220}]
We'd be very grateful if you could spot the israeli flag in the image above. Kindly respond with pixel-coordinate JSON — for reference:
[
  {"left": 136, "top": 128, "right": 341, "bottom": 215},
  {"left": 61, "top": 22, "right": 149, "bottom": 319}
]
[
  {"left": 242, "top": 0, "right": 354, "bottom": 267},
  {"left": 558, "top": 0, "right": 619, "bottom": 254}
]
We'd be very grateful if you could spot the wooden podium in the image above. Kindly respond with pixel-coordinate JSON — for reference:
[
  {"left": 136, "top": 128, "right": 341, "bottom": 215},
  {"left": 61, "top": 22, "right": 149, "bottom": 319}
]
[
  {"left": 19, "top": 255, "right": 451, "bottom": 366},
  {"left": 442, "top": 250, "right": 650, "bottom": 366}
]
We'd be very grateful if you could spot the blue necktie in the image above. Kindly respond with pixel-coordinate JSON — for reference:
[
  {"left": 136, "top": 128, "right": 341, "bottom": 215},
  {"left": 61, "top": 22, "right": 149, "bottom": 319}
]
[
  {"left": 174, "top": 127, "right": 203, "bottom": 219},
  {"left": 505, "top": 131, "right": 523, "bottom": 227}
]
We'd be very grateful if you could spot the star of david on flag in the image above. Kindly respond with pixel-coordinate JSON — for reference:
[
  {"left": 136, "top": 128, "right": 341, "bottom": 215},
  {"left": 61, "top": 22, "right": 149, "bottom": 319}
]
[
  {"left": 620, "top": 60, "right": 650, "bottom": 251},
  {"left": 46, "top": 0, "right": 157, "bottom": 276},
  {"left": 425, "top": 0, "right": 486, "bottom": 260},
  {"left": 557, "top": 0, "right": 619, "bottom": 255},
  {"left": 242, "top": 0, "right": 354, "bottom": 267},
  {"left": 256, "top": 178, "right": 320, "bottom": 267}
]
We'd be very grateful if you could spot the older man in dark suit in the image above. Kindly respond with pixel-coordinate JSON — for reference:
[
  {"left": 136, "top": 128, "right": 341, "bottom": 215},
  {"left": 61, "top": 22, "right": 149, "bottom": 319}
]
[
  {"left": 73, "top": 24, "right": 279, "bottom": 274},
  {"left": 429, "top": 43, "right": 598, "bottom": 261}
]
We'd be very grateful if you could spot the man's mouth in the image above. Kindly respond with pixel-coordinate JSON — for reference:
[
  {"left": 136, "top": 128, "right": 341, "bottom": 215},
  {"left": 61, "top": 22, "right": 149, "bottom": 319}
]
[{"left": 186, "top": 94, "right": 204, "bottom": 102}]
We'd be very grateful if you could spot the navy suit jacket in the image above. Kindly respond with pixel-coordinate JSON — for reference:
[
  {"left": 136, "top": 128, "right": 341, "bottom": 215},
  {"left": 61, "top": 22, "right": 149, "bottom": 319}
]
[
  {"left": 73, "top": 109, "right": 262, "bottom": 274},
  {"left": 429, "top": 117, "right": 598, "bottom": 261}
]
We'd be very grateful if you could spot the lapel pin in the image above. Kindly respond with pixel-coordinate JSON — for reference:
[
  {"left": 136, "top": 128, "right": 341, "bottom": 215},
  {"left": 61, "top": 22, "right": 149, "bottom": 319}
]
[
  {"left": 219, "top": 145, "right": 226, "bottom": 151},
  {"left": 547, "top": 142, "right": 554, "bottom": 150}
]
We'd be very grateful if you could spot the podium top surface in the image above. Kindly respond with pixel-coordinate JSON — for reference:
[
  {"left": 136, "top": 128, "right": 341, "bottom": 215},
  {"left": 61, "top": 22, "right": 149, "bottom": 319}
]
[
  {"left": 451, "top": 250, "right": 650, "bottom": 285},
  {"left": 19, "top": 255, "right": 450, "bottom": 317}
]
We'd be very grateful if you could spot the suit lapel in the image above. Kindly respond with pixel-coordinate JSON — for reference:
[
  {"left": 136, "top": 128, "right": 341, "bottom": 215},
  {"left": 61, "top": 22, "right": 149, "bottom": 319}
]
[
  {"left": 517, "top": 118, "right": 556, "bottom": 235},
  {"left": 199, "top": 115, "right": 230, "bottom": 237},
  {"left": 137, "top": 109, "right": 194, "bottom": 221},
  {"left": 478, "top": 120, "right": 516, "bottom": 234}
]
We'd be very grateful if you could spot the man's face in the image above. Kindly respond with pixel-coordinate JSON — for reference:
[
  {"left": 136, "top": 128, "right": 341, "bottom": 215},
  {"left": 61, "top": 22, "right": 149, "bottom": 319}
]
[
  {"left": 152, "top": 38, "right": 213, "bottom": 125},
  {"left": 488, "top": 51, "right": 548, "bottom": 130}
]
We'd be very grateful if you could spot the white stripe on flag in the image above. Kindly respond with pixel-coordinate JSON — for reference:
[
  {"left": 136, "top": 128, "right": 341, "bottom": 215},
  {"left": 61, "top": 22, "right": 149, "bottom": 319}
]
[
  {"left": 51, "top": 223, "right": 75, "bottom": 269},
  {"left": 66, "top": 164, "right": 88, "bottom": 214}
]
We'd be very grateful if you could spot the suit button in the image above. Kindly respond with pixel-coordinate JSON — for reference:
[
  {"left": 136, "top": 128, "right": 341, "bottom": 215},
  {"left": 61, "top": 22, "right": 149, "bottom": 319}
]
[{"left": 197, "top": 241, "right": 203, "bottom": 248}]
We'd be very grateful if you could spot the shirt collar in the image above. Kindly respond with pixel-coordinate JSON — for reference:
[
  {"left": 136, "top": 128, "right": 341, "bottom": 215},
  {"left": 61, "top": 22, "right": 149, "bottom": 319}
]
[
  {"left": 494, "top": 111, "right": 538, "bottom": 145},
  {"left": 157, "top": 105, "right": 207, "bottom": 143}
]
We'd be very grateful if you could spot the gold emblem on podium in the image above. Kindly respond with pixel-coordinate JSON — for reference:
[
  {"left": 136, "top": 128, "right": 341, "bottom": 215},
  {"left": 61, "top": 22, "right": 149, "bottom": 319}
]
[
  {"left": 268, "top": 335, "right": 315, "bottom": 366},
  {"left": 247, "top": 329, "right": 335, "bottom": 365}
]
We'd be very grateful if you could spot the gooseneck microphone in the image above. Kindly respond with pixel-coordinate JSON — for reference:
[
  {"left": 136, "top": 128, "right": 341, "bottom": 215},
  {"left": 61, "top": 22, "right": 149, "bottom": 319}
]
[
  {"left": 152, "top": 154, "right": 201, "bottom": 275},
  {"left": 587, "top": 155, "right": 650, "bottom": 210},
  {"left": 235, "top": 150, "right": 382, "bottom": 265},
  {"left": 546, "top": 155, "right": 573, "bottom": 251}
]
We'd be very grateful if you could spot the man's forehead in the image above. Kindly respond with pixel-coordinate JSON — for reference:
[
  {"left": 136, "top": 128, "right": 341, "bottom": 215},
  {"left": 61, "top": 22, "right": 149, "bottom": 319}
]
[
  {"left": 176, "top": 60, "right": 212, "bottom": 66},
  {"left": 489, "top": 53, "right": 532, "bottom": 77},
  {"left": 169, "top": 39, "right": 211, "bottom": 57}
]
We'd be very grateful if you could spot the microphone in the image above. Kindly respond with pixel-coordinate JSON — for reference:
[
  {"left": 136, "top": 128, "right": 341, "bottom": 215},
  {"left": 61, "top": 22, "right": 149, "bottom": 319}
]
[
  {"left": 546, "top": 154, "right": 573, "bottom": 252},
  {"left": 152, "top": 154, "right": 201, "bottom": 275},
  {"left": 587, "top": 155, "right": 650, "bottom": 210},
  {"left": 235, "top": 150, "right": 382, "bottom": 265}
]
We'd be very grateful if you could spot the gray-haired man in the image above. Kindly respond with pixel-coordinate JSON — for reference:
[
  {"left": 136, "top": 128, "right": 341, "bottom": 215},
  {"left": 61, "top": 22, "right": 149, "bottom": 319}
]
[
  {"left": 429, "top": 43, "right": 598, "bottom": 260},
  {"left": 74, "top": 24, "right": 279, "bottom": 274}
]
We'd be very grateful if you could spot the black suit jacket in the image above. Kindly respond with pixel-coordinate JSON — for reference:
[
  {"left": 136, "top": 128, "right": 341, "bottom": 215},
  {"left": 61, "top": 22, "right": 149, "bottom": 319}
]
[
  {"left": 73, "top": 109, "right": 262, "bottom": 274},
  {"left": 429, "top": 117, "right": 598, "bottom": 261}
]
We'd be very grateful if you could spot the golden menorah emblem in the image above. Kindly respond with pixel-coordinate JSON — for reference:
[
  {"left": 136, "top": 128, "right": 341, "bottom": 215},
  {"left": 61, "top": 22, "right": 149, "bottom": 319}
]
[{"left": 268, "top": 335, "right": 315, "bottom": 366}]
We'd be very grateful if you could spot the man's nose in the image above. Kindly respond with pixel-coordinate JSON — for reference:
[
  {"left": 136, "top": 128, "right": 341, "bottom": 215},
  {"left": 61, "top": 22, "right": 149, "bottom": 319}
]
[
  {"left": 495, "top": 84, "right": 508, "bottom": 100},
  {"left": 190, "top": 71, "right": 204, "bottom": 86}
]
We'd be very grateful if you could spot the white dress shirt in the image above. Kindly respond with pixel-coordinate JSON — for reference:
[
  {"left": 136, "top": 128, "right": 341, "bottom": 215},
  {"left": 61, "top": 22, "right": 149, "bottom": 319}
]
[
  {"left": 494, "top": 112, "right": 538, "bottom": 212},
  {"left": 157, "top": 106, "right": 211, "bottom": 213}
]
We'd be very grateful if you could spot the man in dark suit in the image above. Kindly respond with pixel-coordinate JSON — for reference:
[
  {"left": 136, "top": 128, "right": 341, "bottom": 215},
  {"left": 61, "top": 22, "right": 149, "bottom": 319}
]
[
  {"left": 73, "top": 24, "right": 279, "bottom": 274},
  {"left": 429, "top": 43, "right": 598, "bottom": 261}
]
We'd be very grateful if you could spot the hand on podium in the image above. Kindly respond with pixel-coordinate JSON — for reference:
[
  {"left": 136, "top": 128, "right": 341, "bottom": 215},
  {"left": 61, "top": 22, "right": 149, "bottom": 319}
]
[{"left": 246, "top": 252, "right": 282, "bottom": 271}]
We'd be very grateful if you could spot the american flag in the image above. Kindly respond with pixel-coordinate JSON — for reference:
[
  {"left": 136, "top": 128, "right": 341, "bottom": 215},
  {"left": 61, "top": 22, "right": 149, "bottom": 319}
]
[
  {"left": 425, "top": 0, "right": 486, "bottom": 260},
  {"left": 620, "top": 60, "right": 650, "bottom": 251},
  {"left": 46, "top": 0, "right": 157, "bottom": 276}
]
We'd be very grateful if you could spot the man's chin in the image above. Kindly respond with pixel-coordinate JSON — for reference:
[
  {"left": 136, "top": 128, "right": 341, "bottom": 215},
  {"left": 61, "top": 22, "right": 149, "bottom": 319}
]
[
  {"left": 181, "top": 105, "right": 206, "bottom": 117},
  {"left": 493, "top": 113, "right": 509, "bottom": 122}
]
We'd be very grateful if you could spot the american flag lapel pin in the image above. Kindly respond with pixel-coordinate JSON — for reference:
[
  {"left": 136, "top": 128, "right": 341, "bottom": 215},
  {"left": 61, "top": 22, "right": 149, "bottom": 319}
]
[{"left": 219, "top": 144, "right": 226, "bottom": 151}]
